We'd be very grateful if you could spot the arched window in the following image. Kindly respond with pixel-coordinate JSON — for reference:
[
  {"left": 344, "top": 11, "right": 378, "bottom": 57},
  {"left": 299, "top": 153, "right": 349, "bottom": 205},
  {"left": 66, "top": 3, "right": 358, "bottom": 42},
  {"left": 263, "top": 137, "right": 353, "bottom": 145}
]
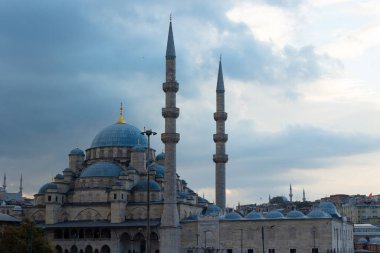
[
  {"left": 100, "top": 245, "right": 110, "bottom": 253},
  {"left": 85, "top": 245, "right": 93, "bottom": 253},
  {"left": 70, "top": 245, "right": 78, "bottom": 253},
  {"left": 55, "top": 245, "right": 63, "bottom": 253}
]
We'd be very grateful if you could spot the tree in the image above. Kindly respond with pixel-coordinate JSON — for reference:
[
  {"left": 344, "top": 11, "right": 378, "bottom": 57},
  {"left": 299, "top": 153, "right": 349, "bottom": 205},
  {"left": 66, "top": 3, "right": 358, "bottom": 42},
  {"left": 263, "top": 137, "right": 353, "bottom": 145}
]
[{"left": 0, "top": 218, "right": 53, "bottom": 253}]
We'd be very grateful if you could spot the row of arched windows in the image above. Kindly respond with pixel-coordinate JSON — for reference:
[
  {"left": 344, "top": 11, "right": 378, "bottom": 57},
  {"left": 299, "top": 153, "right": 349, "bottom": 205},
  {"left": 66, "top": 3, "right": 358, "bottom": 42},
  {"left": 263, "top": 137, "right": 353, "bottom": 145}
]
[{"left": 55, "top": 245, "right": 110, "bottom": 253}]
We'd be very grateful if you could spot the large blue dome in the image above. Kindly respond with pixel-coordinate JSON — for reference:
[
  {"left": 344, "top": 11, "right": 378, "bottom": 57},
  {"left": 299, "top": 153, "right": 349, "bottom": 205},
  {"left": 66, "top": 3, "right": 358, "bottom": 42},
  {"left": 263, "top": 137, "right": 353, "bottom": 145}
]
[
  {"left": 80, "top": 162, "right": 123, "bottom": 178},
  {"left": 91, "top": 123, "right": 148, "bottom": 148}
]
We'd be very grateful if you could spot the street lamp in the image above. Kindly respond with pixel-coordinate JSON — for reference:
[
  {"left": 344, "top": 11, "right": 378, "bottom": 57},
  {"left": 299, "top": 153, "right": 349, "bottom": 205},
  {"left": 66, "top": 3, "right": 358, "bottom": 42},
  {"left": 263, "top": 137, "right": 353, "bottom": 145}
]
[
  {"left": 204, "top": 230, "right": 211, "bottom": 253},
  {"left": 261, "top": 225, "right": 275, "bottom": 253},
  {"left": 141, "top": 128, "right": 157, "bottom": 253}
]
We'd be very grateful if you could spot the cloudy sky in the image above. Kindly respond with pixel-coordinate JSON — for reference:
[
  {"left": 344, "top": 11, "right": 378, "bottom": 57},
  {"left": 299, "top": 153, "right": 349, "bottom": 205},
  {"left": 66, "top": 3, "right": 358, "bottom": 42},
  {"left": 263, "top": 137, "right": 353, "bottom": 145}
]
[{"left": 1, "top": 0, "right": 380, "bottom": 206}]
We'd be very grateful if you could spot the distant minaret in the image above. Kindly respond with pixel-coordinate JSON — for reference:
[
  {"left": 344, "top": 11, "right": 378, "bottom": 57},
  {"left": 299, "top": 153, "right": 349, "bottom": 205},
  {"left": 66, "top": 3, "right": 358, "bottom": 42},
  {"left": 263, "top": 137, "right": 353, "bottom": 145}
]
[
  {"left": 302, "top": 188, "right": 306, "bottom": 202},
  {"left": 213, "top": 57, "right": 228, "bottom": 211},
  {"left": 289, "top": 184, "right": 293, "bottom": 202},
  {"left": 19, "top": 174, "right": 23, "bottom": 194},
  {"left": 160, "top": 16, "right": 180, "bottom": 253},
  {"left": 3, "top": 173, "right": 6, "bottom": 192}
]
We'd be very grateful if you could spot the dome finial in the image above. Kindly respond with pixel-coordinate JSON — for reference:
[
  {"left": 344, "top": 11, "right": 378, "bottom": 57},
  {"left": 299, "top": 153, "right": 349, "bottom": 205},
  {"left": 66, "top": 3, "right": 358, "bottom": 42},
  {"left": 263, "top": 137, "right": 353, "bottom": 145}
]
[{"left": 117, "top": 102, "right": 126, "bottom": 124}]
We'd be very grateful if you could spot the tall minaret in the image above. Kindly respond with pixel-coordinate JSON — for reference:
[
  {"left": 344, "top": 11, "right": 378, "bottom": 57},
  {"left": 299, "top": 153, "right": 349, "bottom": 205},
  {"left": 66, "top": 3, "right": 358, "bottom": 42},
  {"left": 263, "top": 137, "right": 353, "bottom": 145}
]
[
  {"left": 289, "top": 184, "right": 293, "bottom": 202},
  {"left": 19, "top": 174, "right": 23, "bottom": 194},
  {"left": 160, "top": 17, "right": 180, "bottom": 253},
  {"left": 302, "top": 188, "right": 306, "bottom": 202},
  {"left": 213, "top": 57, "right": 228, "bottom": 211},
  {"left": 2, "top": 173, "right": 6, "bottom": 192}
]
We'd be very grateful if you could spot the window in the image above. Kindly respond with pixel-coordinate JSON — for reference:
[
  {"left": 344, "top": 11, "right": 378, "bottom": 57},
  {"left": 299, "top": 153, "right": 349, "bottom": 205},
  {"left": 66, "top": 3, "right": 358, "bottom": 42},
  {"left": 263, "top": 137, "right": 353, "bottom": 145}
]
[
  {"left": 290, "top": 249, "right": 296, "bottom": 253},
  {"left": 227, "top": 250, "right": 233, "bottom": 253},
  {"left": 312, "top": 248, "right": 318, "bottom": 253},
  {"left": 48, "top": 195, "right": 52, "bottom": 201},
  {"left": 269, "top": 249, "right": 275, "bottom": 253},
  {"left": 113, "top": 193, "right": 117, "bottom": 200},
  {"left": 248, "top": 250, "right": 254, "bottom": 253}
]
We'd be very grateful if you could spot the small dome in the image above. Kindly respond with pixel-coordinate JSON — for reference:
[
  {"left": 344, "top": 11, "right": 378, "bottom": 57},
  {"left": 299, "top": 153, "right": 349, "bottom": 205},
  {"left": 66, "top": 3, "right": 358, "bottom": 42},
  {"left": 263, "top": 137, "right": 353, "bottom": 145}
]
[
  {"left": 13, "top": 206, "right": 22, "bottom": 211},
  {"left": 197, "top": 196, "right": 209, "bottom": 204},
  {"left": 80, "top": 162, "right": 123, "bottom": 178},
  {"left": 38, "top": 183, "right": 58, "bottom": 194},
  {"left": 148, "top": 163, "right": 165, "bottom": 178},
  {"left": 370, "top": 237, "right": 380, "bottom": 244},
  {"left": 307, "top": 209, "right": 332, "bottom": 218},
  {"left": 54, "top": 174, "right": 64, "bottom": 180},
  {"left": 156, "top": 152, "right": 165, "bottom": 161},
  {"left": 224, "top": 212, "right": 242, "bottom": 220},
  {"left": 131, "top": 180, "right": 161, "bottom": 191},
  {"left": 245, "top": 211, "right": 264, "bottom": 219},
  {"left": 266, "top": 210, "right": 284, "bottom": 219},
  {"left": 357, "top": 237, "right": 368, "bottom": 244},
  {"left": 202, "top": 204, "right": 221, "bottom": 217},
  {"left": 132, "top": 143, "right": 146, "bottom": 152},
  {"left": 63, "top": 168, "right": 72, "bottom": 172},
  {"left": 287, "top": 210, "right": 306, "bottom": 218},
  {"left": 69, "top": 148, "right": 85, "bottom": 156},
  {"left": 91, "top": 123, "right": 147, "bottom": 148},
  {"left": 318, "top": 201, "right": 341, "bottom": 218}
]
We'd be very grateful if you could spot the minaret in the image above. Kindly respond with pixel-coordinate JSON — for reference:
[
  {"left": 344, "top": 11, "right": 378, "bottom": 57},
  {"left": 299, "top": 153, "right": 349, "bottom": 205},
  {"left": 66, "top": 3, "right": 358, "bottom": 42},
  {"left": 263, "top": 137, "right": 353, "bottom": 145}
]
[
  {"left": 213, "top": 57, "right": 228, "bottom": 211},
  {"left": 160, "top": 17, "right": 181, "bottom": 253},
  {"left": 302, "top": 188, "right": 306, "bottom": 202},
  {"left": 19, "top": 174, "right": 23, "bottom": 194},
  {"left": 3, "top": 173, "right": 6, "bottom": 192},
  {"left": 289, "top": 184, "right": 293, "bottom": 202}
]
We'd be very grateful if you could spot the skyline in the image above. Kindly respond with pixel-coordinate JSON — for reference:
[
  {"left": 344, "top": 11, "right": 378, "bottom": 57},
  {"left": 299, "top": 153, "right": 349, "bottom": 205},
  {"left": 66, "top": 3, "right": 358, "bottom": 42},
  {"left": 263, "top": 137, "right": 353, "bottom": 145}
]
[{"left": 1, "top": 0, "right": 380, "bottom": 206}]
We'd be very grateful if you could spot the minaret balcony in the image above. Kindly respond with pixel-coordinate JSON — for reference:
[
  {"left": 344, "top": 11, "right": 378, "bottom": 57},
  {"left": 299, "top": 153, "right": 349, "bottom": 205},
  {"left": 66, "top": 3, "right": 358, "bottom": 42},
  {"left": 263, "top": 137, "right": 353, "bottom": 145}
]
[
  {"left": 162, "top": 108, "right": 180, "bottom": 118},
  {"left": 213, "top": 154, "right": 228, "bottom": 163},
  {"left": 214, "top": 112, "right": 227, "bottom": 121},
  {"left": 163, "top": 82, "right": 179, "bottom": 92},
  {"left": 213, "top": 133, "right": 228, "bottom": 143},
  {"left": 161, "top": 133, "right": 180, "bottom": 144}
]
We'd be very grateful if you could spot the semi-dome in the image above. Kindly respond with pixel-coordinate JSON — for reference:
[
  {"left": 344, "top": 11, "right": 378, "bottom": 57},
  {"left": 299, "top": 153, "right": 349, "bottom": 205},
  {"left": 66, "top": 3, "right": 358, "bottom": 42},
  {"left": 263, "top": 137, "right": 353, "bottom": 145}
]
[
  {"left": 131, "top": 180, "right": 161, "bottom": 191},
  {"left": 91, "top": 123, "right": 147, "bottom": 148},
  {"left": 80, "top": 162, "right": 123, "bottom": 178},
  {"left": 245, "top": 211, "right": 264, "bottom": 219},
  {"left": 307, "top": 209, "right": 332, "bottom": 218},
  {"left": 132, "top": 143, "right": 146, "bottom": 152},
  {"left": 318, "top": 201, "right": 341, "bottom": 218},
  {"left": 38, "top": 183, "right": 58, "bottom": 194},
  {"left": 286, "top": 210, "right": 306, "bottom": 218},
  {"left": 69, "top": 148, "right": 85, "bottom": 156},
  {"left": 197, "top": 196, "right": 209, "bottom": 204},
  {"left": 224, "top": 212, "right": 242, "bottom": 220},
  {"left": 183, "top": 214, "right": 198, "bottom": 221},
  {"left": 266, "top": 210, "right": 284, "bottom": 219},
  {"left": 148, "top": 163, "right": 165, "bottom": 178},
  {"left": 202, "top": 204, "right": 221, "bottom": 217}
]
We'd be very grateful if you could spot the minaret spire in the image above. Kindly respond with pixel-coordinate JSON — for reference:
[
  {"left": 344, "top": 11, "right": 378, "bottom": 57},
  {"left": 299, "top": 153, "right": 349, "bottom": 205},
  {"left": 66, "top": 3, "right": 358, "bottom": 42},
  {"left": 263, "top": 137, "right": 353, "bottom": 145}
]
[
  {"left": 19, "top": 174, "right": 23, "bottom": 194},
  {"left": 160, "top": 17, "right": 181, "bottom": 253},
  {"left": 302, "top": 188, "right": 306, "bottom": 202},
  {"left": 3, "top": 173, "right": 6, "bottom": 192},
  {"left": 116, "top": 102, "right": 126, "bottom": 124},
  {"left": 214, "top": 58, "right": 228, "bottom": 211},
  {"left": 289, "top": 184, "right": 293, "bottom": 202}
]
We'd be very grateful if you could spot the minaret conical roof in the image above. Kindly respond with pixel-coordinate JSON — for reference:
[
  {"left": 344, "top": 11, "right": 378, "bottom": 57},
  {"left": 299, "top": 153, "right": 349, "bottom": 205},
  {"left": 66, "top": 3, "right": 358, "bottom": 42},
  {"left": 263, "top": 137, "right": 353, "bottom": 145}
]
[
  {"left": 217, "top": 58, "right": 225, "bottom": 93},
  {"left": 166, "top": 20, "right": 176, "bottom": 58}
]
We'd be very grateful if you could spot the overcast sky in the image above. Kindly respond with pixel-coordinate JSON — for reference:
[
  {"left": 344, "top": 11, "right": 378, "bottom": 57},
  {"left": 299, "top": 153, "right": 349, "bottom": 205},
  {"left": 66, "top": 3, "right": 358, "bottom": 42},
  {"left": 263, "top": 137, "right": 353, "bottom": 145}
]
[{"left": 1, "top": 0, "right": 380, "bottom": 206}]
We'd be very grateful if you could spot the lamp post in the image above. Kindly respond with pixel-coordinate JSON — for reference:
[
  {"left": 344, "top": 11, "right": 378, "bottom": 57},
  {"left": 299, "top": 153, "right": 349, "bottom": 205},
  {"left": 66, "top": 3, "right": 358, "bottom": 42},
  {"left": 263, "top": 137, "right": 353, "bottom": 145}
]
[
  {"left": 204, "top": 230, "right": 210, "bottom": 253},
  {"left": 141, "top": 128, "right": 157, "bottom": 253},
  {"left": 261, "top": 225, "right": 275, "bottom": 253}
]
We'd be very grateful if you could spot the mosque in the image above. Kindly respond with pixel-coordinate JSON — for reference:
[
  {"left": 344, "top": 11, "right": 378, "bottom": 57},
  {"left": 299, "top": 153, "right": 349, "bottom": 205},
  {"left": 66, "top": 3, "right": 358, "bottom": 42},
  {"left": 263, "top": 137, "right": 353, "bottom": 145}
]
[{"left": 23, "top": 20, "right": 354, "bottom": 253}]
